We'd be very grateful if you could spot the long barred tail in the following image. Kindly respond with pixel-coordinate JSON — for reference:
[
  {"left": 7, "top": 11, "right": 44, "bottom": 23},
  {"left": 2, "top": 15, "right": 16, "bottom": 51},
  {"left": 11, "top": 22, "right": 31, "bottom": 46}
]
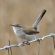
[{"left": 33, "top": 9, "right": 46, "bottom": 30}]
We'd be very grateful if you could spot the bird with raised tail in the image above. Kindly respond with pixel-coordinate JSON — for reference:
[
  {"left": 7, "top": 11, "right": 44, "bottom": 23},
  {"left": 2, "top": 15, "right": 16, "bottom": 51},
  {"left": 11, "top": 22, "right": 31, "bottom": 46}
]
[{"left": 11, "top": 9, "right": 46, "bottom": 45}]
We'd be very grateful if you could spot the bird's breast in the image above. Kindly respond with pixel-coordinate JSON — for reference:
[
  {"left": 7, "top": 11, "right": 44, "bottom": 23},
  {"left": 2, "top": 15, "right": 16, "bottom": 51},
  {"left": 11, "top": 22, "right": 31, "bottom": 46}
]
[{"left": 12, "top": 27, "right": 25, "bottom": 36}]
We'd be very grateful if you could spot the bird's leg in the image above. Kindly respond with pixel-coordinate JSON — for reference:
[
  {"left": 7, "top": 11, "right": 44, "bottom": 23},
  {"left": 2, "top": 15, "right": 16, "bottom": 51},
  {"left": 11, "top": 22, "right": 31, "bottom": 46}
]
[
  {"left": 52, "top": 36, "right": 55, "bottom": 48},
  {"left": 22, "top": 40, "right": 30, "bottom": 45}
]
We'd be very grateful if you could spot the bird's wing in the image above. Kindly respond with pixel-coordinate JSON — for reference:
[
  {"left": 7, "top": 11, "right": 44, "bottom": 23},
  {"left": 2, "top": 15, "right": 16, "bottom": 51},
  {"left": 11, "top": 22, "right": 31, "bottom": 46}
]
[
  {"left": 25, "top": 35, "right": 40, "bottom": 41},
  {"left": 32, "top": 9, "right": 46, "bottom": 29}
]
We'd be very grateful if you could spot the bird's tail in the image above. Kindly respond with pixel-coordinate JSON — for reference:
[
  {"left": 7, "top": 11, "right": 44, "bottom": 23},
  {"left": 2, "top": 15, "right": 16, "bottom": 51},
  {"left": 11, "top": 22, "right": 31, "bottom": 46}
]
[{"left": 32, "top": 9, "right": 46, "bottom": 30}]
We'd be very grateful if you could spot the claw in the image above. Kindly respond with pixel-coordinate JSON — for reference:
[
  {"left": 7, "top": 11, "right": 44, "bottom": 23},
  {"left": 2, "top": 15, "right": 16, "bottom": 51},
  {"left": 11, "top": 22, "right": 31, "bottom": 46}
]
[{"left": 23, "top": 41, "right": 30, "bottom": 45}]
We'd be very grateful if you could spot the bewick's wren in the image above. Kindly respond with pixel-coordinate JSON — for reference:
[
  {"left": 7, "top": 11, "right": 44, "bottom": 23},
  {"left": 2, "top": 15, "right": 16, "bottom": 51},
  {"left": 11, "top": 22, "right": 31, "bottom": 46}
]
[{"left": 11, "top": 9, "right": 46, "bottom": 45}]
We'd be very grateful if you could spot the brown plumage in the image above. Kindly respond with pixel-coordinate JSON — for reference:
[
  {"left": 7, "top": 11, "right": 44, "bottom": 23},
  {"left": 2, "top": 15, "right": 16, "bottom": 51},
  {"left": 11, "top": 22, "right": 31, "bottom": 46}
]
[{"left": 23, "top": 28, "right": 39, "bottom": 35}]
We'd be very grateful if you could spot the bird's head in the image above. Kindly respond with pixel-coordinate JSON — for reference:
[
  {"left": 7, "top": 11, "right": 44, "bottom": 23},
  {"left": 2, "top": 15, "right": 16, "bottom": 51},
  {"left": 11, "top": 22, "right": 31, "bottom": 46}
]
[
  {"left": 10, "top": 24, "right": 23, "bottom": 30},
  {"left": 10, "top": 24, "right": 25, "bottom": 36}
]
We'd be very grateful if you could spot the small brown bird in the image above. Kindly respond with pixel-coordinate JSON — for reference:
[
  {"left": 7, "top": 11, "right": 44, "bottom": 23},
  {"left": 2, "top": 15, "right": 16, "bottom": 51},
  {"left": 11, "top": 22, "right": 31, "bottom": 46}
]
[{"left": 11, "top": 9, "right": 46, "bottom": 45}]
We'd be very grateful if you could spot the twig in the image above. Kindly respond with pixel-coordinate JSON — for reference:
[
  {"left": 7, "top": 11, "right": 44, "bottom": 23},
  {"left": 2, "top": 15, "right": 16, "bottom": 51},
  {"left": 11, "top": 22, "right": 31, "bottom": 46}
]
[
  {"left": 0, "top": 33, "right": 55, "bottom": 51},
  {"left": 8, "top": 42, "right": 10, "bottom": 55},
  {"left": 8, "top": 41, "right": 12, "bottom": 55},
  {"left": 37, "top": 39, "right": 41, "bottom": 55}
]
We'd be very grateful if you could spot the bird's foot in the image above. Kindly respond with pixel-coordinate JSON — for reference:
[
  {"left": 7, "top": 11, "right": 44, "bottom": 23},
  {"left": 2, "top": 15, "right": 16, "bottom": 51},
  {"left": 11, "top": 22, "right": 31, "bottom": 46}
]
[{"left": 22, "top": 41, "right": 30, "bottom": 45}]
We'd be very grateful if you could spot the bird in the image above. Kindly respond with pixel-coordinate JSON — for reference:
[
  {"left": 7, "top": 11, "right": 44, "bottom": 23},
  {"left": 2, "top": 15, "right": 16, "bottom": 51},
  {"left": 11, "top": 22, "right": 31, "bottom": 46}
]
[{"left": 11, "top": 9, "right": 46, "bottom": 45}]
